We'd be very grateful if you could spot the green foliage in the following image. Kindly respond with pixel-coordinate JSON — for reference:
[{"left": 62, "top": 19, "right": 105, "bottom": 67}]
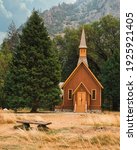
[
  {"left": 54, "top": 28, "right": 80, "bottom": 80},
  {"left": 101, "top": 51, "right": 120, "bottom": 110},
  {"left": 85, "top": 15, "right": 120, "bottom": 73},
  {"left": 7, "top": 21, "right": 19, "bottom": 52},
  {"left": 0, "top": 21, "right": 19, "bottom": 107},
  {"left": 4, "top": 10, "right": 61, "bottom": 111},
  {"left": 0, "top": 48, "right": 12, "bottom": 107}
]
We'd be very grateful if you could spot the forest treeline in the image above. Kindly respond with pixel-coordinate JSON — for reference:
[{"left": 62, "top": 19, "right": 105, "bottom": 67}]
[{"left": 0, "top": 10, "right": 120, "bottom": 111}]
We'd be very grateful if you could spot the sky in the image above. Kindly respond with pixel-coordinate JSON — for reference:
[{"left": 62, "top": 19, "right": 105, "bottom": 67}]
[{"left": 0, "top": 0, "right": 76, "bottom": 44}]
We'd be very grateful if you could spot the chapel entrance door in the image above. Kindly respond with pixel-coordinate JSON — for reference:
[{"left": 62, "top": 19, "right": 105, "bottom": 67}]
[{"left": 76, "top": 92, "right": 86, "bottom": 112}]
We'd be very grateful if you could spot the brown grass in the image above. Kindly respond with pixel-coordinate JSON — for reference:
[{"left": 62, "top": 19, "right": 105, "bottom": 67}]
[
  {"left": 0, "top": 110, "right": 16, "bottom": 124},
  {"left": 81, "top": 113, "right": 120, "bottom": 127},
  {"left": 0, "top": 110, "right": 120, "bottom": 150}
]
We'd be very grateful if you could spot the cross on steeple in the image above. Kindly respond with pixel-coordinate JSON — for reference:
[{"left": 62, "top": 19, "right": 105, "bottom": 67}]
[{"left": 77, "top": 28, "right": 88, "bottom": 66}]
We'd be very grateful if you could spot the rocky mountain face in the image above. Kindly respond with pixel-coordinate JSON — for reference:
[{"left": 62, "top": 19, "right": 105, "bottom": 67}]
[{"left": 41, "top": 0, "right": 119, "bottom": 35}]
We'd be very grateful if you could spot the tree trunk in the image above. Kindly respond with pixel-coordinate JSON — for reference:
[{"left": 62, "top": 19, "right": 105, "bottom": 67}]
[
  {"left": 50, "top": 105, "right": 55, "bottom": 111},
  {"left": 30, "top": 107, "right": 37, "bottom": 113},
  {"left": 30, "top": 99, "right": 39, "bottom": 113},
  {"left": 30, "top": 104, "right": 38, "bottom": 113}
]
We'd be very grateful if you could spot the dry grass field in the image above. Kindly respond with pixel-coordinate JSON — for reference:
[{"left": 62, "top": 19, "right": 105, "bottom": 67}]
[{"left": 0, "top": 110, "right": 120, "bottom": 150}]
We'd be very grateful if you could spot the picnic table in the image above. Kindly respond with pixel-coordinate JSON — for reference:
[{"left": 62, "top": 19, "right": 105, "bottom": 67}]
[{"left": 15, "top": 120, "right": 52, "bottom": 130}]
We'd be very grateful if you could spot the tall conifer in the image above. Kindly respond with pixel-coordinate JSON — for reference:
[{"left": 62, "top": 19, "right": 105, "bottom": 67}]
[{"left": 4, "top": 10, "right": 61, "bottom": 112}]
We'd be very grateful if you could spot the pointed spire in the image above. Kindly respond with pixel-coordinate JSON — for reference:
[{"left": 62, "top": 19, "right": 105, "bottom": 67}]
[
  {"left": 77, "top": 28, "right": 88, "bottom": 66},
  {"left": 79, "top": 28, "right": 87, "bottom": 49}
]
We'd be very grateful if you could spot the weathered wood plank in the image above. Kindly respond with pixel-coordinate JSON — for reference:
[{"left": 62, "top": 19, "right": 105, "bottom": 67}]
[{"left": 16, "top": 120, "right": 52, "bottom": 125}]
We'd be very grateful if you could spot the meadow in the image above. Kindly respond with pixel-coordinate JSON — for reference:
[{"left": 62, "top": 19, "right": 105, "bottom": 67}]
[{"left": 0, "top": 110, "right": 120, "bottom": 150}]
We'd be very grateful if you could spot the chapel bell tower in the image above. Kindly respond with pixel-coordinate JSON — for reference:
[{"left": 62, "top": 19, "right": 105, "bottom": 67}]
[{"left": 77, "top": 28, "right": 88, "bottom": 66}]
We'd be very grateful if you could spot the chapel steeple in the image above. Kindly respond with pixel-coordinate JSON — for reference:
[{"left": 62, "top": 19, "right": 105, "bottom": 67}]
[{"left": 77, "top": 28, "right": 88, "bottom": 66}]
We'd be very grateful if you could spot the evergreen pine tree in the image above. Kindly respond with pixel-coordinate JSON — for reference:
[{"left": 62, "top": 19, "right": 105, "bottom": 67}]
[
  {"left": 101, "top": 51, "right": 120, "bottom": 110},
  {"left": 4, "top": 10, "right": 61, "bottom": 112},
  {"left": 0, "top": 21, "right": 19, "bottom": 108},
  {"left": 7, "top": 21, "right": 19, "bottom": 52}
]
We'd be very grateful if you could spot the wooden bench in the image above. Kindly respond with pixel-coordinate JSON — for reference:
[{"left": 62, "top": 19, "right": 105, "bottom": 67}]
[{"left": 15, "top": 120, "right": 52, "bottom": 130}]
